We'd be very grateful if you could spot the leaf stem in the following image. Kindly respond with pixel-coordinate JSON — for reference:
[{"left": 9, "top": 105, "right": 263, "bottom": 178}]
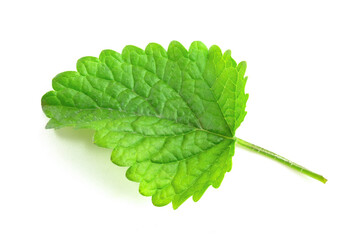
[{"left": 235, "top": 138, "right": 327, "bottom": 184}]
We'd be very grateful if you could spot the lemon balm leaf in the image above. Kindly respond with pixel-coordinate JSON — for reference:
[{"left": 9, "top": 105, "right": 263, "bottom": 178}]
[{"left": 42, "top": 41, "right": 327, "bottom": 209}]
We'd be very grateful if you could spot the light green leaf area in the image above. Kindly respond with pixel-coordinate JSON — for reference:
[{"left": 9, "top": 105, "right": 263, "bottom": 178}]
[{"left": 42, "top": 41, "right": 248, "bottom": 209}]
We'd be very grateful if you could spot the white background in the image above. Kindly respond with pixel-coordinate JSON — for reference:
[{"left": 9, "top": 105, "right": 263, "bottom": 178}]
[{"left": 1, "top": 0, "right": 359, "bottom": 239}]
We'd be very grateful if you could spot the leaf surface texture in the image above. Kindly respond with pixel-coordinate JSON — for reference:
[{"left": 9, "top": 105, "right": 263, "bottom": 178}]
[{"left": 42, "top": 41, "right": 248, "bottom": 209}]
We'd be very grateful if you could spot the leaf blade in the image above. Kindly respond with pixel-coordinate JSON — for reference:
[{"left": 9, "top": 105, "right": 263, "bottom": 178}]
[{"left": 42, "top": 41, "right": 247, "bottom": 208}]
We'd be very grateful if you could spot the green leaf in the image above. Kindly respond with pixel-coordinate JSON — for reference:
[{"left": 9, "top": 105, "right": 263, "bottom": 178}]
[{"left": 42, "top": 41, "right": 248, "bottom": 209}]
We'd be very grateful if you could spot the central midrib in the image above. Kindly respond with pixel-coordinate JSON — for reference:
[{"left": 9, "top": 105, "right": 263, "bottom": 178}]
[{"left": 48, "top": 101, "right": 236, "bottom": 141}]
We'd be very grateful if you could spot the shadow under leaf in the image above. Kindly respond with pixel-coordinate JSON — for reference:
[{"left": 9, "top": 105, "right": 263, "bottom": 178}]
[{"left": 53, "top": 127, "right": 144, "bottom": 202}]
